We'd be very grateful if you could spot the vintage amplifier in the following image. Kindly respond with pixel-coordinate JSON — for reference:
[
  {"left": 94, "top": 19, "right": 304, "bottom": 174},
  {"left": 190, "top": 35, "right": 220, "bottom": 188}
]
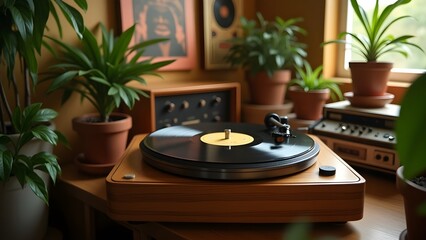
[
  {"left": 309, "top": 101, "right": 400, "bottom": 173},
  {"left": 122, "top": 81, "right": 241, "bottom": 138}
]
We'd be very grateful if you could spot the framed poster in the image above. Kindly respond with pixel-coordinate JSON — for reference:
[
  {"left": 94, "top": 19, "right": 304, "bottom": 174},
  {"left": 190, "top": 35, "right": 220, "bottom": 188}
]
[
  {"left": 120, "top": 0, "right": 196, "bottom": 71},
  {"left": 202, "top": 0, "right": 243, "bottom": 70}
]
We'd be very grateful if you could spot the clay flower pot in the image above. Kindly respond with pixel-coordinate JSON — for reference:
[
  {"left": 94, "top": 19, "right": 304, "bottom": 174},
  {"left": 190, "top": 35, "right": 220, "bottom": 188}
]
[
  {"left": 349, "top": 62, "right": 393, "bottom": 96},
  {"left": 246, "top": 70, "right": 291, "bottom": 105},
  {"left": 288, "top": 86, "right": 330, "bottom": 120},
  {"left": 72, "top": 112, "right": 132, "bottom": 165},
  {"left": 396, "top": 166, "right": 426, "bottom": 240}
]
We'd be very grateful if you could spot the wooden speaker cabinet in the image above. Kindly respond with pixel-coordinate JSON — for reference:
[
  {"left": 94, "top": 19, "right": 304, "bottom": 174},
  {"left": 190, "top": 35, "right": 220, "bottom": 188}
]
[{"left": 122, "top": 81, "right": 241, "bottom": 137}]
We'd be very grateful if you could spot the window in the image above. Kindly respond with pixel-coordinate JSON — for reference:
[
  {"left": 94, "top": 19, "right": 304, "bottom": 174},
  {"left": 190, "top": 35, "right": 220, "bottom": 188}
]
[{"left": 336, "top": 0, "right": 426, "bottom": 82}]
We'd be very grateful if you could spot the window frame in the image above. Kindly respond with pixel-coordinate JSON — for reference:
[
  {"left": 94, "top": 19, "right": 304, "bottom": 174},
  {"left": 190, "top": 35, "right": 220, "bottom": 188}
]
[{"left": 333, "top": 0, "right": 424, "bottom": 83}]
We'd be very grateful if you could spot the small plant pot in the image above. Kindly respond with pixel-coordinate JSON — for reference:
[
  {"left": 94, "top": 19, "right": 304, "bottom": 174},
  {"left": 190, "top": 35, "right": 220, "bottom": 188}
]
[
  {"left": 72, "top": 112, "right": 132, "bottom": 165},
  {"left": 349, "top": 62, "right": 393, "bottom": 96},
  {"left": 396, "top": 166, "right": 426, "bottom": 240},
  {"left": 288, "top": 86, "right": 330, "bottom": 120},
  {"left": 246, "top": 70, "right": 291, "bottom": 105}
]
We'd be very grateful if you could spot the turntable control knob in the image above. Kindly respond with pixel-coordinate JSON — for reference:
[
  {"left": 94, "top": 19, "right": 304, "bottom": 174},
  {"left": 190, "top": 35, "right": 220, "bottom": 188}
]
[
  {"left": 212, "top": 96, "right": 222, "bottom": 105},
  {"left": 199, "top": 99, "right": 207, "bottom": 107},
  {"left": 341, "top": 125, "right": 347, "bottom": 132},
  {"left": 165, "top": 101, "right": 176, "bottom": 112},
  {"left": 181, "top": 100, "right": 190, "bottom": 109}
]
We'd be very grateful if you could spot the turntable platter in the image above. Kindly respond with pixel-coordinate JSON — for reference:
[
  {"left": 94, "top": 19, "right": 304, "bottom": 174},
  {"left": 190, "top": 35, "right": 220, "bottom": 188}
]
[{"left": 140, "top": 122, "right": 320, "bottom": 180}]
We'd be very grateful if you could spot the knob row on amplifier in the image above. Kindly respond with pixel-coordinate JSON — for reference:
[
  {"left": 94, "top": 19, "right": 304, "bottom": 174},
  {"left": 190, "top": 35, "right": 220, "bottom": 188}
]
[{"left": 121, "top": 82, "right": 241, "bottom": 138}]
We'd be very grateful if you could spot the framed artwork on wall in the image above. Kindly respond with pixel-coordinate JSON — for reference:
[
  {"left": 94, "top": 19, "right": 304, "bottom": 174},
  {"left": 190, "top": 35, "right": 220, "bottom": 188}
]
[
  {"left": 120, "top": 0, "right": 196, "bottom": 71},
  {"left": 202, "top": 0, "right": 243, "bottom": 70}
]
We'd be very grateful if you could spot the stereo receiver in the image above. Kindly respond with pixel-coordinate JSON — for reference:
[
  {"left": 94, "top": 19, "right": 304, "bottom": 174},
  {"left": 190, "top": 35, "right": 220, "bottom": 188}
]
[{"left": 309, "top": 101, "right": 400, "bottom": 173}]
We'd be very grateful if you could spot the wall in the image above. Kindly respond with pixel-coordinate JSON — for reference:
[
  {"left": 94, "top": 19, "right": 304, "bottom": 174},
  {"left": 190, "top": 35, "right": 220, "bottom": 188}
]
[{"left": 2, "top": 0, "right": 328, "bottom": 162}]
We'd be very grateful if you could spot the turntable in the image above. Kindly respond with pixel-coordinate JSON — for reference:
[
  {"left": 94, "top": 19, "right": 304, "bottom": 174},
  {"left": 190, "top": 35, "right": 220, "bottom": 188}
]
[{"left": 106, "top": 114, "right": 365, "bottom": 223}]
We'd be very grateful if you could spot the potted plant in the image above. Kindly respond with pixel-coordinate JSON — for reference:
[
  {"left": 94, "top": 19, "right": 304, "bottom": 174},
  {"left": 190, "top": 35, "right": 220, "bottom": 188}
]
[
  {"left": 0, "top": 104, "right": 65, "bottom": 239},
  {"left": 224, "top": 12, "right": 307, "bottom": 105},
  {"left": 395, "top": 73, "right": 426, "bottom": 240},
  {"left": 288, "top": 62, "right": 343, "bottom": 120},
  {"left": 0, "top": 1, "right": 86, "bottom": 239},
  {"left": 42, "top": 23, "right": 174, "bottom": 173},
  {"left": 323, "top": 0, "right": 423, "bottom": 97}
]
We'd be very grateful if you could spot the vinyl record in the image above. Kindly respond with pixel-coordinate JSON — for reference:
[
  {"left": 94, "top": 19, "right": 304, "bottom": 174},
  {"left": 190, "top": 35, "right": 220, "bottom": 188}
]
[
  {"left": 140, "top": 122, "right": 320, "bottom": 180},
  {"left": 213, "top": 0, "right": 235, "bottom": 28}
]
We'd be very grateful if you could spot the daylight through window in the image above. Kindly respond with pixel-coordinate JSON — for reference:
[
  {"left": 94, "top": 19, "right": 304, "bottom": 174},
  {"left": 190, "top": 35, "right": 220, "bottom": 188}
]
[{"left": 338, "top": 0, "right": 426, "bottom": 82}]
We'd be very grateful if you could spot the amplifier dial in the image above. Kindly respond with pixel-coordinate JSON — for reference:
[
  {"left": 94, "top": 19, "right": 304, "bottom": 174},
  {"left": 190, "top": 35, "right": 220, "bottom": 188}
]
[
  {"left": 181, "top": 100, "right": 190, "bottom": 109},
  {"left": 199, "top": 99, "right": 207, "bottom": 107},
  {"left": 165, "top": 101, "right": 176, "bottom": 112},
  {"left": 212, "top": 96, "right": 222, "bottom": 105}
]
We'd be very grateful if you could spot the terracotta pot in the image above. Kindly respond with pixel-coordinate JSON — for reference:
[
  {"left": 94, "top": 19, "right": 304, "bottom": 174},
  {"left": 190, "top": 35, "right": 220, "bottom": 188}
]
[
  {"left": 72, "top": 112, "right": 132, "bottom": 164},
  {"left": 246, "top": 70, "right": 291, "bottom": 105},
  {"left": 396, "top": 166, "right": 426, "bottom": 240},
  {"left": 349, "top": 62, "right": 393, "bottom": 96},
  {"left": 288, "top": 86, "right": 330, "bottom": 120}
]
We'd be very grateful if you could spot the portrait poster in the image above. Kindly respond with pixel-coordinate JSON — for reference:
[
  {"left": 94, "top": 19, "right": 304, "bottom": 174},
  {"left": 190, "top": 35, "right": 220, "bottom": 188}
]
[
  {"left": 202, "top": 0, "right": 243, "bottom": 69},
  {"left": 120, "top": 0, "right": 195, "bottom": 71}
]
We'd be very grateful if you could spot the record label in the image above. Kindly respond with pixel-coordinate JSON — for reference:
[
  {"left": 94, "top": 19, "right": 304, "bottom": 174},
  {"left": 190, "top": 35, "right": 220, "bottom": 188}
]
[{"left": 200, "top": 131, "right": 254, "bottom": 146}]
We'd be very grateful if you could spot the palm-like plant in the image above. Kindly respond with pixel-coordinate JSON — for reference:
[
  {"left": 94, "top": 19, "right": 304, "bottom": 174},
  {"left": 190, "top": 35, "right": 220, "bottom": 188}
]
[
  {"left": 0, "top": 0, "right": 87, "bottom": 133},
  {"left": 323, "top": 0, "right": 423, "bottom": 61},
  {"left": 43, "top": 23, "right": 174, "bottom": 122},
  {"left": 289, "top": 62, "right": 343, "bottom": 101}
]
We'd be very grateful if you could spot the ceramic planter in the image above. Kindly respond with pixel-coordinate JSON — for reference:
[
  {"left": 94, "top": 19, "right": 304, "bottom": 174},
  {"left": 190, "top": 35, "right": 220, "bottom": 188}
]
[
  {"left": 246, "top": 70, "right": 291, "bottom": 105},
  {"left": 0, "top": 127, "right": 54, "bottom": 240},
  {"left": 396, "top": 166, "right": 426, "bottom": 240},
  {"left": 349, "top": 62, "right": 393, "bottom": 96},
  {"left": 72, "top": 112, "right": 132, "bottom": 165},
  {"left": 288, "top": 86, "right": 330, "bottom": 120}
]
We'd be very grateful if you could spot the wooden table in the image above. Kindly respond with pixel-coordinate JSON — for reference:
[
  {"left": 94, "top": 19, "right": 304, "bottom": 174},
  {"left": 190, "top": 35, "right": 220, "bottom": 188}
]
[{"left": 57, "top": 143, "right": 405, "bottom": 240}]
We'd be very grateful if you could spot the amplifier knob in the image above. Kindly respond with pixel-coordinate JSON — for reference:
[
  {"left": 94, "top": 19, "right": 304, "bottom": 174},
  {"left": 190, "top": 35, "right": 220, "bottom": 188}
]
[
  {"left": 212, "top": 96, "right": 222, "bottom": 105},
  {"left": 165, "top": 101, "right": 176, "bottom": 112},
  {"left": 199, "top": 99, "right": 207, "bottom": 107},
  {"left": 181, "top": 100, "right": 190, "bottom": 109},
  {"left": 213, "top": 115, "right": 221, "bottom": 122}
]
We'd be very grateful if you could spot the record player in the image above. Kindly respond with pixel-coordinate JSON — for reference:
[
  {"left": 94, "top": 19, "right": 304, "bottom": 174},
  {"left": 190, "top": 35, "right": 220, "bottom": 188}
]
[{"left": 106, "top": 114, "right": 365, "bottom": 223}]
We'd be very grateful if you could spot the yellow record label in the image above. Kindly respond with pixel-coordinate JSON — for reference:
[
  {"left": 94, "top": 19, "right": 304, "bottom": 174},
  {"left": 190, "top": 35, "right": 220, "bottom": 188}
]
[{"left": 200, "top": 132, "right": 254, "bottom": 146}]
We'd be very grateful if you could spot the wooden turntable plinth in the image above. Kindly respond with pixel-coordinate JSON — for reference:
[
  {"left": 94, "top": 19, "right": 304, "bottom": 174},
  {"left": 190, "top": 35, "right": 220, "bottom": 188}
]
[{"left": 106, "top": 134, "right": 365, "bottom": 223}]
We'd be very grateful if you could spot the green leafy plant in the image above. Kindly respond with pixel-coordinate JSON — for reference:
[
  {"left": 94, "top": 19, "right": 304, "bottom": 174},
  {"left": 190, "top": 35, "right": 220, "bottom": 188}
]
[
  {"left": 42, "top": 23, "right": 174, "bottom": 122},
  {"left": 396, "top": 73, "right": 426, "bottom": 180},
  {"left": 289, "top": 62, "right": 343, "bottom": 101},
  {"left": 0, "top": 103, "right": 65, "bottom": 204},
  {"left": 224, "top": 12, "right": 307, "bottom": 77},
  {"left": 0, "top": 0, "right": 87, "bottom": 134},
  {"left": 323, "top": 0, "right": 423, "bottom": 62}
]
